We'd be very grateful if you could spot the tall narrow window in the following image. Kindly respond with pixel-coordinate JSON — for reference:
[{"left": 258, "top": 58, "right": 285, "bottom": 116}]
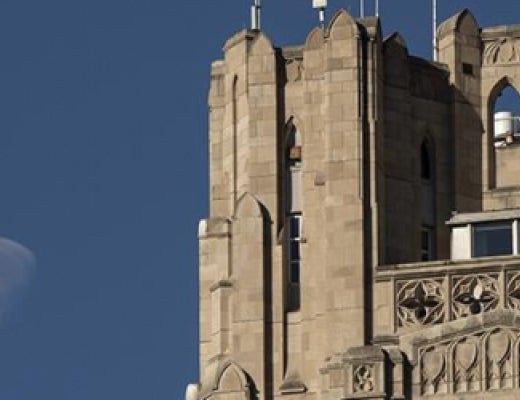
[
  {"left": 421, "top": 140, "right": 436, "bottom": 261},
  {"left": 288, "top": 215, "right": 302, "bottom": 285},
  {"left": 286, "top": 125, "right": 302, "bottom": 310}
]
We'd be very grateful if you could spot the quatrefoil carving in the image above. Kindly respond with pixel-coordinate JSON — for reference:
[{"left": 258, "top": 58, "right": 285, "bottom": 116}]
[
  {"left": 396, "top": 279, "right": 445, "bottom": 328},
  {"left": 452, "top": 275, "right": 499, "bottom": 319}
]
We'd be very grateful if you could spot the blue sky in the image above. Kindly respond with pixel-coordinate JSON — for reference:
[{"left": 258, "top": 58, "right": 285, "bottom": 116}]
[{"left": 0, "top": 0, "right": 518, "bottom": 399}]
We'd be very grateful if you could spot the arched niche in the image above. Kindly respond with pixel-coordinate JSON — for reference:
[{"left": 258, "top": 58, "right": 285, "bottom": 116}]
[
  {"left": 200, "top": 359, "right": 256, "bottom": 400},
  {"left": 484, "top": 76, "right": 520, "bottom": 189}
]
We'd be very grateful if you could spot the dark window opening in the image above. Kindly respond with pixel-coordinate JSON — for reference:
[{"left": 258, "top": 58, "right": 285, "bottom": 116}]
[
  {"left": 462, "top": 62, "right": 474, "bottom": 76},
  {"left": 421, "top": 226, "right": 434, "bottom": 261},
  {"left": 421, "top": 142, "right": 431, "bottom": 180},
  {"left": 288, "top": 214, "right": 301, "bottom": 284}
]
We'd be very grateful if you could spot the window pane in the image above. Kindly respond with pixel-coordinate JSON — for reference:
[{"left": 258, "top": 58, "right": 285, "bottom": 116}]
[
  {"left": 290, "top": 241, "right": 300, "bottom": 260},
  {"left": 473, "top": 222, "right": 513, "bottom": 257},
  {"left": 289, "top": 216, "right": 300, "bottom": 238},
  {"left": 290, "top": 261, "right": 300, "bottom": 284}
]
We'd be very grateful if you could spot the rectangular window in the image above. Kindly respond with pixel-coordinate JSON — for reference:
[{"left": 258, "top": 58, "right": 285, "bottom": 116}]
[
  {"left": 288, "top": 214, "right": 302, "bottom": 284},
  {"left": 473, "top": 222, "right": 513, "bottom": 258},
  {"left": 421, "top": 226, "right": 434, "bottom": 261}
]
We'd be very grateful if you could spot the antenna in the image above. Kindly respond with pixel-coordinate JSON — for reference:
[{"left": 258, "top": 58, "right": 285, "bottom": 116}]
[
  {"left": 360, "top": 0, "right": 365, "bottom": 17},
  {"left": 433, "top": 0, "right": 438, "bottom": 61},
  {"left": 251, "top": 0, "right": 261, "bottom": 30},
  {"left": 312, "top": 0, "right": 327, "bottom": 29},
  {"left": 375, "top": 0, "right": 379, "bottom": 17}
]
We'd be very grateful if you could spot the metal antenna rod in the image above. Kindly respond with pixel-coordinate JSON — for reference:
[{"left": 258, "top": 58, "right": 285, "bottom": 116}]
[
  {"left": 360, "top": 0, "right": 365, "bottom": 17},
  {"left": 251, "top": 0, "right": 261, "bottom": 30},
  {"left": 319, "top": 7, "right": 325, "bottom": 29},
  {"left": 375, "top": 0, "right": 379, "bottom": 17},
  {"left": 433, "top": 0, "right": 438, "bottom": 61}
]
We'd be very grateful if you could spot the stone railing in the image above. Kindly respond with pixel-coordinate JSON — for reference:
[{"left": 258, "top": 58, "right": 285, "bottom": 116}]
[{"left": 374, "top": 256, "right": 520, "bottom": 334}]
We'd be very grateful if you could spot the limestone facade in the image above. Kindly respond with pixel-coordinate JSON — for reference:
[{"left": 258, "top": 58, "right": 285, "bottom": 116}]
[{"left": 189, "top": 8, "right": 520, "bottom": 400}]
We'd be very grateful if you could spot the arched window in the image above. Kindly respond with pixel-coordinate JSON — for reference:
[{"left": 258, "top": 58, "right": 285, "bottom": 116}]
[
  {"left": 490, "top": 83, "right": 520, "bottom": 188},
  {"left": 420, "top": 140, "right": 436, "bottom": 262},
  {"left": 285, "top": 124, "right": 302, "bottom": 310}
]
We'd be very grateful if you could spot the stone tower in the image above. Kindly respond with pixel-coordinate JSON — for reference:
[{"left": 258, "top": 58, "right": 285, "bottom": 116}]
[{"left": 188, "top": 8, "right": 520, "bottom": 400}]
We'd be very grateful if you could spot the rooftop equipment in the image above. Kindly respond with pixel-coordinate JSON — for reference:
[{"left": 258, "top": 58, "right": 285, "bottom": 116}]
[
  {"left": 251, "top": 0, "right": 261, "bottom": 30},
  {"left": 312, "top": 0, "right": 327, "bottom": 28},
  {"left": 494, "top": 111, "right": 520, "bottom": 146}
]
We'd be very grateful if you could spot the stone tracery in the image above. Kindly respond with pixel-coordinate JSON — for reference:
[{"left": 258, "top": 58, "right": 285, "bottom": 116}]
[
  {"left": 418, "top": 327, "right": 520, "bottom": 395},
  {"left": 452, "top": 274, "right": 499, "bottom": 319},
  {"left": 396, "top": 279, "right": 445, "bottom": 328}
]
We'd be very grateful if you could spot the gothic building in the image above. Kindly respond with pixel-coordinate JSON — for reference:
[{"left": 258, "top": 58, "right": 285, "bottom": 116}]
[{"left": 187, "top": 8, "right": 520, "bottom": 400}]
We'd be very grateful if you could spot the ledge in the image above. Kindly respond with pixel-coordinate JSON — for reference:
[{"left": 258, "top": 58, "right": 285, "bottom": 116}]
[
  {"left": 447, "top": 208, "right": 520, "bottom": 225},
  {"left": 376, "top": 254, "right": 520, "bottom": 281}
]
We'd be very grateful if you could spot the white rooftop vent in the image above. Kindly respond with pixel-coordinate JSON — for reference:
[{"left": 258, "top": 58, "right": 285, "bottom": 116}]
[
  {"left": 494, "top": 111, "right": 520, "bottom": 143},
  {"left": 312, "top": 0, "right": 327, "bottom": 8}
]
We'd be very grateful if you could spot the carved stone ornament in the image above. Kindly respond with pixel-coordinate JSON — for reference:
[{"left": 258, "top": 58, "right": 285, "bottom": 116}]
[
  {"left": 320, "top": 346, "right": 387, "bottom": 399},
  {"left": 506, "top": 272, "right": 520, "bottom": 311},
  {"left": 483, "top": 38, "right": 520, "bottom": 65},
  {"left": 396, "top": 279, "right": 445, "bottom": 328},
  {"left": 353, "top": 364, "right": 374, "bottom": 393},
  {"left": 421, "top": 345, "right": 448, "bottom": 395},
  {"left": 452, "top": 274, "right": 499, "bottom": 319},
  {"left": 418, "top": 327, "right": 520, "bottom": 395}
]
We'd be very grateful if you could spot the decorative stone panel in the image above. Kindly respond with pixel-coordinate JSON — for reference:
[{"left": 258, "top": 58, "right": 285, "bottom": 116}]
[
  {"left": 483, "top": 38, "right": 520, "bottom": 65},
  {"left": 376, "top": 258, "right": 520, "bottom": 333},
  {"left": 506, "top": 271, "right": 520, "bottom": 310},
  {"left": 396, "top": 279, "right": 445, "bottom": 328},
  {"left": 321, "top": 346, "right": 389, "bottom": 400},
  {"left": 418, "top": 326, "right": 520, "bottom": 395},
  {"left": 399, "top": 310, "right": 520, "bottom": 399},
  {"left": 451, "top": 273, "right": 499, "bottom": 319}
]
